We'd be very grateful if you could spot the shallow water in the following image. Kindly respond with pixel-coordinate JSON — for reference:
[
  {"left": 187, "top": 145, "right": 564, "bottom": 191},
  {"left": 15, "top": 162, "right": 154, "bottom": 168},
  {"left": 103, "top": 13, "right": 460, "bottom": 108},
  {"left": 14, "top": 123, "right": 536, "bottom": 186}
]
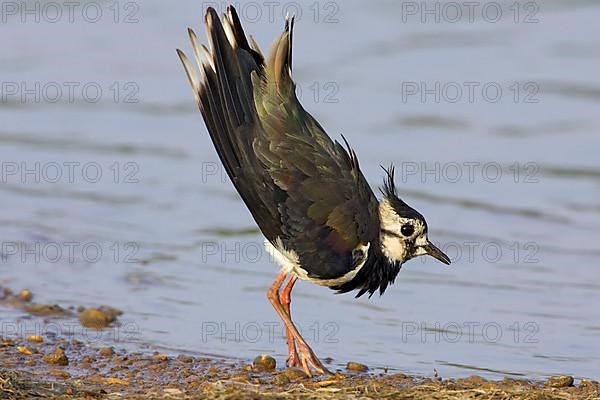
[{"left": 1, "top": 0, "right": 599, "bottom": 380}]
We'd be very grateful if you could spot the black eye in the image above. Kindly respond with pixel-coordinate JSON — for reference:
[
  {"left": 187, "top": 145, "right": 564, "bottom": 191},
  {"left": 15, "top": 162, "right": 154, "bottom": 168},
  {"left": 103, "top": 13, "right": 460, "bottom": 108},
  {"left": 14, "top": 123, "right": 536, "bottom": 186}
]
[{"left": 401, "top": 224, "right": 414, "bottom": 237}]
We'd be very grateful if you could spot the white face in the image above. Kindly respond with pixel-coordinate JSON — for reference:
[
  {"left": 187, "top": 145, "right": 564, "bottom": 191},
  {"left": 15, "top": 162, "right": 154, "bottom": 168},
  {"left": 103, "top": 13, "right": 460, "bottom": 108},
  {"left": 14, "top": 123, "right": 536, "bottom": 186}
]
[{"left": 378, "top": 199, "right": 428, "bottom": 263}]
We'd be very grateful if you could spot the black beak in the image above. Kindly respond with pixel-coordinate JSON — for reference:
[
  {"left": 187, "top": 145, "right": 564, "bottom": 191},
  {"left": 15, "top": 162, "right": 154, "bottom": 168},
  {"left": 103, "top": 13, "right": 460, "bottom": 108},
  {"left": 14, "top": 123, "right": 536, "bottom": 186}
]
[{"left": 423, "top": 242, "right": 451, "bottom": 265}]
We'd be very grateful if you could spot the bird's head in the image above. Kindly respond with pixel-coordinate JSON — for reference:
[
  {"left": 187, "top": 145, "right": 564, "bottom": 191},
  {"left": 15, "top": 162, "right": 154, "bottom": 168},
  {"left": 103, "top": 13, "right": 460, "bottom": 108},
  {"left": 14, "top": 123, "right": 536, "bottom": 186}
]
[{"left": 378, "top": 166, "right": 451, "bottom": 266}]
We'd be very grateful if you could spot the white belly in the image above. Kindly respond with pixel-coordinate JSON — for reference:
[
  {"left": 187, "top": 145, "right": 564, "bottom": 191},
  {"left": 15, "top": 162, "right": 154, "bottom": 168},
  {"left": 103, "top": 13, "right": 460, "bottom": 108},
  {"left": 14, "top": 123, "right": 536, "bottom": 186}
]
[{"left": 264, "top": 237, "right": 370, "bottom": 287}]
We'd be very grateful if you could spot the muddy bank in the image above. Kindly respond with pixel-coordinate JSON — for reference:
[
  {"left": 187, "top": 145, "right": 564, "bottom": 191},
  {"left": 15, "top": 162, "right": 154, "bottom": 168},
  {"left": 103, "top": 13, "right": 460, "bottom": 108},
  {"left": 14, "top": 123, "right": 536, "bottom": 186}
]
[
  {"left": 1, "top": 287, "right": 599, "bottom": 399},
  {"left": 1, "top": 335, "right": 598, "bottom": 400}
]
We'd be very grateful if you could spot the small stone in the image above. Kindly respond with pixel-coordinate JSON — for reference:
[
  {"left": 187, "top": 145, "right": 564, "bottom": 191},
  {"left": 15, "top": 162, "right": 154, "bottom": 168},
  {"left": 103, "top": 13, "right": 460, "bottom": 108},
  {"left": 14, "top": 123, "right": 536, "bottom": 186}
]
[
  {"left": 253, "top": 354, "right": 276, "bottom": 372},
  {"left": 79, "top": 308, "right": 114, "bottom": 329},
  {"left": 17, "top": 346, "right": 33, "bottom": 355},
  {"left": 346, "top": 361, "right": 368, "bottom": 372},
  {"left": 82, "top": 355, "right": 96, "bottom": 363},
  {"left": 18, "top": 289, "right": 33, "bottom": 302},
  {"left": 104, "top": 377, "right": 129, "bottom": 386},
  {"left": 25, "top": 304, "right": 65, "bottom": 316},
  {"left": 282, "top": 368, "right": 307, "bottom": 380},
  {"left": 545, "top": 375, "right": 574, "bottom": 388},
  {"left": 153, "top": 354, "right": 169, "bottom": 362},
  {"left": 176, "top": 355, "right": 193, "bottom": 363},
  {"left": 26, "top": 335, "right": 44, "bottom": 343},
  {"left": 99, "top": 347, "right": 115, "bottom": 357},
  {"left": 43, "top": 347, "right": 69, "bottom": 366},
  {"left": 49, "top": 369, "right": 71, "bottom": 379},
  {"left": 242, "top": 364, "right": 253, "bottom": 372}
]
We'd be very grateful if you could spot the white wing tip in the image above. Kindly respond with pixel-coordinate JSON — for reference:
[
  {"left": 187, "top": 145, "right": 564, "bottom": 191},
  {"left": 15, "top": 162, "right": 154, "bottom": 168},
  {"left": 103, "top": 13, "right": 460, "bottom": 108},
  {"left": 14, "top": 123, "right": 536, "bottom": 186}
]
[
  {"left": 188, "top": 27, "right": 215, "bottom": 72},
  {"left": 222, "top": 13, "right": 237, "bottom": 49},
  {"left": 177, "top": 49, "right": 201, "bottom": 104}
]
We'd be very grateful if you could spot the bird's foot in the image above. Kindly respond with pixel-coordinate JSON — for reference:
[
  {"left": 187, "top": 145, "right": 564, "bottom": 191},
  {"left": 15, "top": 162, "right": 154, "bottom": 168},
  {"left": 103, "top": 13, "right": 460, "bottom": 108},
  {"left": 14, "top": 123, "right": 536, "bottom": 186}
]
[
  {"left": 286, "top": 348, "right": 302, "bottom": 369},
  {"left": 296, "top": 341, "right": 332, "bottom": 377},
  {"left": 285, "top": 328, "right": 302, "bottom": 368}
]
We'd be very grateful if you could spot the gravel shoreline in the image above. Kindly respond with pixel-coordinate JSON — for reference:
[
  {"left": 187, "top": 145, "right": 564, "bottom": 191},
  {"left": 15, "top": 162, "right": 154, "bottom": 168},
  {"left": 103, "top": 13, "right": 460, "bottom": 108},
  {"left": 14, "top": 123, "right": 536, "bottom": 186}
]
[
  {"left": 2, "top": 336, "right": 599, "bottom": 399},
  {"left": 1, "top": 287, "right": 598, "bottom": 399}
]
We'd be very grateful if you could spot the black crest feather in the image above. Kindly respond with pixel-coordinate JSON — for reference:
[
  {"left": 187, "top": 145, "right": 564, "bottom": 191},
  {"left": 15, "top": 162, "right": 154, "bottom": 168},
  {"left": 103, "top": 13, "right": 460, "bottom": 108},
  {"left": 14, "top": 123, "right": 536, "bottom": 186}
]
[
  {"left": 380, "top": 164, "right": 396, "bottom": 198},
  {"left": 379, "top": 164, "right": 426, "bottom": 222}
]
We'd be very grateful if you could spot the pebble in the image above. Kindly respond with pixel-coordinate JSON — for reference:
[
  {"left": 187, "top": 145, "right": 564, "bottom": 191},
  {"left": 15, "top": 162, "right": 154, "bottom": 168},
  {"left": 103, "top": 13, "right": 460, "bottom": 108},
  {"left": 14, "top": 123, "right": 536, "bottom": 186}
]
[
  {"left": 545, "top": 375, "right": 574, "bottom": 388},
  {"left": 104, "top": 377, "right": 129, "bottom": 385},
  {"left": 281, "top": 368, "right": 307, "bottom": 380},
  {"left": 49, "top": 370, "right": 71, "bottom": 379},
  {"left": 346, "top": 361, "right": 369, "bottom": 372},
  {"left": 26, "top": 335, "right": 44, "bottom": 343},
  {"left": 82, "top": 355, "right": 96, "bottom": 363},
  {"left": 253, "top": 354, "right": 276, "bottom": 372},
  {"left": 79, "top": 362, "right": 93, "bottom": 370},
  {"left": 153, "top": 354, "right": 169, "bottom": 362},
  {"left": 25, "top": 304, "right": 65, "bottom": 316},
  {"left": 242, "top": 364, "right": 253, "bottom": 372},
  {"left": 17, "top": 346, "right": 33, "bottom": 356},
  {"left": 176, "top": 355, "right": 193, "bottom": 363},
  {"left": 18, "top": 289, "right": 33, "bottom": 302},
  {"left": 43, "top": 347, "right": 69, "bottom": 366},
  {"left": 99, "top": 347, "right": 115, "bottom": 358},
  {"left": 79, "top": 308, "right": 115, "bottom": 329}
]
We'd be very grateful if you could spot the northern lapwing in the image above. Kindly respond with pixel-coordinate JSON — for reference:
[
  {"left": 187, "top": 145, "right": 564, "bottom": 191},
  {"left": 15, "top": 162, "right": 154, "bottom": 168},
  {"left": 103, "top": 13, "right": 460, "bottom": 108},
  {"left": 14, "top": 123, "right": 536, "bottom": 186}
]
[{"left": 177, "top": 6, "right": 451, "bottom": 376}]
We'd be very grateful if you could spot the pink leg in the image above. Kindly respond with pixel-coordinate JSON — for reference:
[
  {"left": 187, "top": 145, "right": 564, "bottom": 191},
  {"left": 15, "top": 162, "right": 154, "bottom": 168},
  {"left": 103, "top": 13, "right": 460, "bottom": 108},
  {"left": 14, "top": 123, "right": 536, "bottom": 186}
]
[
  {"left": 267, "top": 272, "right": 331, "bottom": 377},
  {"left": 280, "top": 274, "right": 300, "bottom": 368}
]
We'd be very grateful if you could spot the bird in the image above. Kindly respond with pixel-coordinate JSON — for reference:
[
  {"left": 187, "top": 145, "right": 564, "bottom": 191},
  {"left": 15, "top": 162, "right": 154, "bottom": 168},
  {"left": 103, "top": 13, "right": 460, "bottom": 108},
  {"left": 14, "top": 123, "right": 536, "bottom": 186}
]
[{"left": 177, "top": 5, "right": 451, "bottom": 376}]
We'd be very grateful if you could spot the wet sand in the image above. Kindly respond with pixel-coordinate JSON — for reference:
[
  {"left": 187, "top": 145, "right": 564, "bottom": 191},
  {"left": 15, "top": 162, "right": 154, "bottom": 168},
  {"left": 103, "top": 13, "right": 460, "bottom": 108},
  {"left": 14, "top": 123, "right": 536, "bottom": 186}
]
[{"left": 1, "top": 287, "right": 598, "bottom": 399}]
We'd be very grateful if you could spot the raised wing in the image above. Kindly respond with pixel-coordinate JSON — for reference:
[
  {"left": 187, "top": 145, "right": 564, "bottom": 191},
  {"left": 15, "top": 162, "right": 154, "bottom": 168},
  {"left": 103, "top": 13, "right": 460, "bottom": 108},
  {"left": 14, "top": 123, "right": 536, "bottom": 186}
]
[{"left": 177, "top": 7, "right": 380, "bottom": 280}]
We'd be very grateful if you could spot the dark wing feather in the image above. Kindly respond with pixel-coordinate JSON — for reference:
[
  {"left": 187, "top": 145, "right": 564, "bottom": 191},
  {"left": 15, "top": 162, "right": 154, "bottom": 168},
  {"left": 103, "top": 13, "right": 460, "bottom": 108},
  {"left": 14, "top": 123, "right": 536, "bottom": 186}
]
[
  {"left": 178, "top": 7, "right": 282, "bottom": 239},
  {"left": 178, "top": 7, "right": 380, "bottom": 279}
]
